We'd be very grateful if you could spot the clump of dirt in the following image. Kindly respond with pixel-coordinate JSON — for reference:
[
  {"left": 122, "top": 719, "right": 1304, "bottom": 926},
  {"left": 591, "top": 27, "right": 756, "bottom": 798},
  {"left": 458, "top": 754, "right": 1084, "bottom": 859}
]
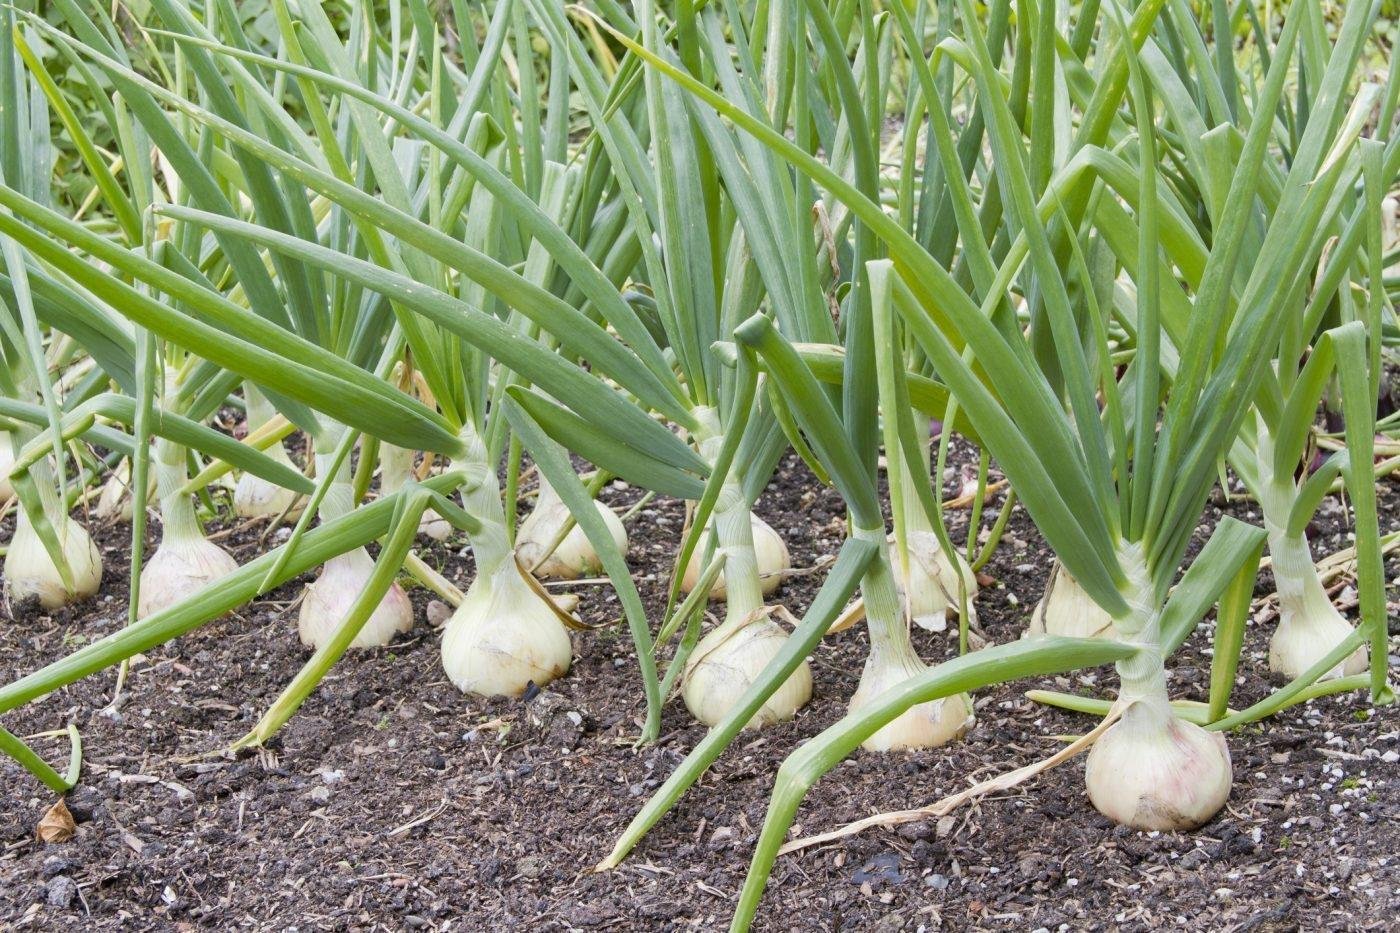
[{"left": 0, "top": 450, "right": 1395, "bottom": 931}]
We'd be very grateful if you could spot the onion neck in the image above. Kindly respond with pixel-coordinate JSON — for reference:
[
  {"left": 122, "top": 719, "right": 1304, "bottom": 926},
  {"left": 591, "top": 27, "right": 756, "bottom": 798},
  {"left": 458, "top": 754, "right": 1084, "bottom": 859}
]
[
  {"left": 155, "top": 439, "right": 203, "bottom": 545},
  {"left": 245, "top": 384, "right": 277, "bottom": 431},
  {"left": 1254, "top": 422, "right": 1332, "bottom": 625},
  {"left": 857, "top": 524, "right": 921, "bottom": 671},
  {"left": 12, "top": 426, "right": 67, "bottom": 529},
  {"left": 694, "top": 408, "right": 765, "bottom": 624},
  {"left": 379, "top": 442, "right": 415, "bottom": 497},
  {"left": 1108, "top": 540, "right": 1170, "bottom": 715},
  {"left": 895, "top": 428, "right": 936, "bottom": 539},
  {"left": 450, "top": 424, "right": 513, "bottom": 577}
]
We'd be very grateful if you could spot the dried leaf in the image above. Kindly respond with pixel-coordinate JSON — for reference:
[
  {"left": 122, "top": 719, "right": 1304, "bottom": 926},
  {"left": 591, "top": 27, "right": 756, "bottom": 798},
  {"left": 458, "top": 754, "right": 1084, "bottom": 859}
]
[{"left": 36, "top": 799, "right": 76, "bottom": 844}]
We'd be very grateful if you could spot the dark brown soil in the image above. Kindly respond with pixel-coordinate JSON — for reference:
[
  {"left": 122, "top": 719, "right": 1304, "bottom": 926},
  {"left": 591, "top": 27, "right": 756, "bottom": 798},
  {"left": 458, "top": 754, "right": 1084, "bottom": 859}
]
[{"left": 0, "top": 450, "right": 1396, "bottom": 932}]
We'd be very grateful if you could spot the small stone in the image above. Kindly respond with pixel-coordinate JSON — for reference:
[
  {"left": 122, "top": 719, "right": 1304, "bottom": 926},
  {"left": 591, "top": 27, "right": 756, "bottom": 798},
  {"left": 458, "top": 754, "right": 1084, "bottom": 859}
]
[
  {"left": 426, "top": 600, "right": 452, "bottom": 628},
  {"left": 308, "top": 786, "right": 331, "bottom": 804},
  {"left": 45, "top": 875, "right": 76, "bottom": 908},
  {"left": 897, "top": 821, "right": 934, "bottom": 841},
  {"left": 1380, "top": 751, "right": 1398, "bottom": 764},
  {"left": 40, "top": 856, "right": 71, "bottom": 880},
  {"left": 319, "top": 769, "right": 346, "bottom": 784},
  {"left": 851, "top": 852, "right": 904, "bottom": 887},
  {"left": 517, "top": 856, "right": 545, "bottom": 879},
  {"left": 924, "top": 873, "right": 949, "bottom": 891}
]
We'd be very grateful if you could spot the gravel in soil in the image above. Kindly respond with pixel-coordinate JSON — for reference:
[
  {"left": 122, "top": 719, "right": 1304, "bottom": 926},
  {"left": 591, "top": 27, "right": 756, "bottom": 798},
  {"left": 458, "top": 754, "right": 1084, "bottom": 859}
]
[{"left": 0, "top": 450, "right": 1396, "bottom": 931}]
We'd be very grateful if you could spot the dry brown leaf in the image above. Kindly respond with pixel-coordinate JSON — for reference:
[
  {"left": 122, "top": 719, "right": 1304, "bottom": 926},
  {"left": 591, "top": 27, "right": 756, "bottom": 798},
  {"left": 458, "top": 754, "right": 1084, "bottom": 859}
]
[{"left": 36, "top": 799, "right": 76, "bottom": 844}]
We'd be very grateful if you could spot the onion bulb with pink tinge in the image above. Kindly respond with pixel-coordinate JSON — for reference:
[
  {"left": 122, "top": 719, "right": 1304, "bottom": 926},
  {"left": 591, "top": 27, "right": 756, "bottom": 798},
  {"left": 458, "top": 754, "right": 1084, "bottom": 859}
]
[{"left": 1084, "top": 698, "right": 1232, "bottom": 831}]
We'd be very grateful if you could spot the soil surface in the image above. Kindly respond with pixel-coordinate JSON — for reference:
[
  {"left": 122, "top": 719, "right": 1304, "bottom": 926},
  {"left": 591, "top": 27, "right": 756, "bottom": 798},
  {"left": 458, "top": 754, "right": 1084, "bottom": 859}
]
[{"left": 0, "top": 446, "right": 1396, "bottom": 932}]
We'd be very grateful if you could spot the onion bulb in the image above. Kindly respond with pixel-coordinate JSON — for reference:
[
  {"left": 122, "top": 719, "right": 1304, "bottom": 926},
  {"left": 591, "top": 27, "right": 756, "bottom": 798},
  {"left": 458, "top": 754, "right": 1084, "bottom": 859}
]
[
  {"left": 681, "top": 512, "right": 790, "bottom": 600},
  {"left": 891, "top": 531, "right": 977, "bottom": 632},
  {"left": 235, "top": 385, "right": 306, "bottom": 520},
  {"left": 1026, "top": 561, "right": 1113, "bottom": 639},
  {"left": 441, "top": 557, "right": 573, "bottom": 696},
  {"left": 683, "top": 609, "right": 812, "bottom": 728},
  {"left": 1266, "top": 532, "right": 1366, "bottom": 681},
  {"left": 1085, "top": 698, "right": 1232, "bottom": 831},
  {"left": 136, "top": 452, "right": 239, "bottom": 619},
  {"left": 4, "top": 509, "right": 102, "bottom": 610},
  {"left": 516, "top": 478, "right": 626, "bottom": 580},
  {"left": 848, "top": 641, "right": 973, "bottom": 751},
  {"left": 298, "top": 547, "right": 414, "bottom": 649},
  {"left": 233, "top": 442, "right": 305, "bottom": 520},
  {"left": 137, "top": 532, "right": 238, "bottom": 619}
]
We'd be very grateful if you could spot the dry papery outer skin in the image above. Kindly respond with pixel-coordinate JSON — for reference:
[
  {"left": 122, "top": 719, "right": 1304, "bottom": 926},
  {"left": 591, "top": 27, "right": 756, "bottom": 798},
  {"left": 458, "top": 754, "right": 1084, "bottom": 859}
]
[
  {"left": 3, "top": 511, "right": 102, "bottom": 610},
  {"left": 891, "top": 530, "right": 979, "bottom": 633},
  {"left": 849, "top": 645, "right": 974, "bottom": 751},
  {"left": 297, "top": 548, "right": 414, "bottom": 649},
  {"left": 1084, "top": 699, "right": 1233, "bottom": 831},
  {"left": 93, "top": 463, "right": 150, "bottom": 522},
  {"left": 136, "top": 534, "right": 238, "bottom": 619},
  {"left": 515, "top": 481, "right": 628, "bottom": 581},
  {"left": 1025, "top": 561, "right": 1114, "bottom": 639},
  {"left": 682, "top": 610, "right": 813, "bottom": 728},
  {"left": 440, "top": 559, "right": 573, "bottom": 697},
  {"left": 680, "top": 512, "right": 790, "bottom": 600}
]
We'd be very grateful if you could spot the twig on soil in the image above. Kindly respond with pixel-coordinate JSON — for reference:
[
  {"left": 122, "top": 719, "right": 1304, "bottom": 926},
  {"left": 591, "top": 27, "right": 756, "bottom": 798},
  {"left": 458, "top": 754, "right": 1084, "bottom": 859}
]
[
  {"left": 777, "top": 702, "right": 1125, "bottom": 857},
  {"left": 386, "top": 798, "right": 450, "bottom": 837}
]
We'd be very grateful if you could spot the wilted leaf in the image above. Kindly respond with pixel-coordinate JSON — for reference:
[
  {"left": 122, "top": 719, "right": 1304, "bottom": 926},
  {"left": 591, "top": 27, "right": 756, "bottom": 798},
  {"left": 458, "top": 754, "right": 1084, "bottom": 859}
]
[{"left": 36, "top": 799, "right": 76, "bottom": 844}]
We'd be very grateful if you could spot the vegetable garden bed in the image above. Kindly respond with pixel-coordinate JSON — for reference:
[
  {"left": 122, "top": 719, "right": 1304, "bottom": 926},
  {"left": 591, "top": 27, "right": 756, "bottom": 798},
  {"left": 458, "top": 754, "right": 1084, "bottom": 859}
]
[{"left": 2, "top": 450, "right": 1394, "bottom": 931}]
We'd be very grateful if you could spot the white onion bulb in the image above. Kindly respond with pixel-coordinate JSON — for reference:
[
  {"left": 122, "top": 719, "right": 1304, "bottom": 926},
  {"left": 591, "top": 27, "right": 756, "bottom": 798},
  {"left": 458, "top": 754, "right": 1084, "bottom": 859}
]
[
  {"left": 681, "top": 512, "right": 790, "bottom": 600},
  {"left": 848, "top": 644, "right": 973, "bottom": 751},
  {"left": 234, "top": 442, "right": 305, "bottom": 520},
  {"left": 1269, "top": 607, "right": 1367, "bottom": 682},
  {"left": 1085, "top": 698, "right": 1232, "bottom": 831},
  {"left": 683, "top": 610, "right": 812, "bottom": 728},
  {"left": 298, "top": 547, "right": 414, "bottom": 649},
  {"left": 892, "top": 531, "right": 978, "bottom": 632},
  {"left": 516, "top": 479, "right": 626, "bottom": 580},
  {"left": 4, "top": 510, "right": 102, "bottom": 610},
  {"left": 441, "top": 559, "right": 573, "bottom": 697},
  {"left": 1267, "top": 533, "right": 1366, "bottom": 680},
  {"left": 1026, "top": 561, "right": 1113, "bottom": 639},
  {"left": 137, "top": 533, "right": 238, "bottom": 618}
]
